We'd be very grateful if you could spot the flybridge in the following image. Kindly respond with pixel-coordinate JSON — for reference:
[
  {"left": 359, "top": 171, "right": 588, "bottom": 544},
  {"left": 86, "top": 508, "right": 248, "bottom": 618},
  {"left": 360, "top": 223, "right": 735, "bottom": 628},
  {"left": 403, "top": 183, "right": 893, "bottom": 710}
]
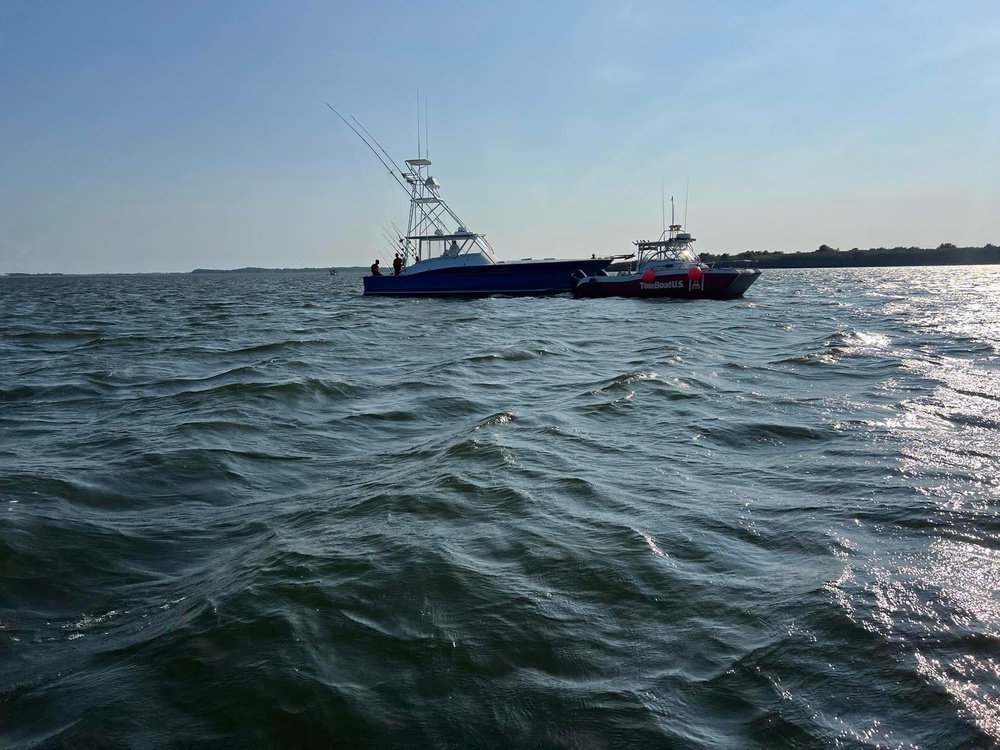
[
  {"left": 398, "top": 154, "right": 498, "bottom": 264},
  {"left": 407, "top": 231, "right": 484, "bottom": 241}
]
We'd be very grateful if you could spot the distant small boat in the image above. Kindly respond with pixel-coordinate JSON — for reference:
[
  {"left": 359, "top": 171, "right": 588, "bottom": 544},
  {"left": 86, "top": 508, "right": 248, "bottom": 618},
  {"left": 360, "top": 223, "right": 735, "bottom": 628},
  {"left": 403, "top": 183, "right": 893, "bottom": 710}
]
[
  {"left": 329, "top": 267, "right": 337, "bottom": 276},
  {"left": 572, "top": 223, "right": 760, "bottom": 300}
]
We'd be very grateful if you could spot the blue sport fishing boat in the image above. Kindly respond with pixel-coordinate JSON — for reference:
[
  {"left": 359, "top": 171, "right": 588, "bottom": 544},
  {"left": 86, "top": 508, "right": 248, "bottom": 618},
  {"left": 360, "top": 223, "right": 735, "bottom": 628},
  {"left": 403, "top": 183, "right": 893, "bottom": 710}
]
[
  {"left": 365, "top": 157, "right": 620, "bottom": 296},
  {"left": 329, "top": 106, "right": 621, "bottom": 296}
]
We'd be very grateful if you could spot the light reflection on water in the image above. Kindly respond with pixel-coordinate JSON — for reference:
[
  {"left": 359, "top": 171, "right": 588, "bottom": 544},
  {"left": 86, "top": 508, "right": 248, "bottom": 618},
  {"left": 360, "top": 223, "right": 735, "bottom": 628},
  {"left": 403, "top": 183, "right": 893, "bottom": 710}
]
[
  {"left": 914, "top": 537, "right": 1000, "bottom": 740},
  {"left": 835, "top": 267, "right": 1000, "bottom": 740}
]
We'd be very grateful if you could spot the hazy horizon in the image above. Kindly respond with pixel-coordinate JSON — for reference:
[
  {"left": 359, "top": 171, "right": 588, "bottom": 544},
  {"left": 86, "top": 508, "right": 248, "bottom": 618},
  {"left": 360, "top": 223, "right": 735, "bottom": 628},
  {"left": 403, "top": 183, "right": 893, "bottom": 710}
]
[{"left": 2, "top": 1, "right": 998, "bottom": 274}]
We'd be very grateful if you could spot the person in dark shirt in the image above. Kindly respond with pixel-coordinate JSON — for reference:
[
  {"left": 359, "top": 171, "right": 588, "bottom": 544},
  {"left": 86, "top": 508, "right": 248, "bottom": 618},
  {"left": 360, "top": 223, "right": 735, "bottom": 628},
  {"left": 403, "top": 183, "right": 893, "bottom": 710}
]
[
  {"left": 392, "top": 253, "right": 402, "bottom": 275},
  {"left": 370, "top": 259, "right": 382, "bottom": 276}
]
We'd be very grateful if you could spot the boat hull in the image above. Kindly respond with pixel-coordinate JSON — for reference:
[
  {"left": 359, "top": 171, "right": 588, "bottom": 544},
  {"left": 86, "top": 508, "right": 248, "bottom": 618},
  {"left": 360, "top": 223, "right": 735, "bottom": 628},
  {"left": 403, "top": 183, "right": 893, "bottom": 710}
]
[
  {"left": 572, "top": 268, "right": 761, "bottom": 299},
  {"left": 363, "top": 258, "right": 613, "bottom": 297}
]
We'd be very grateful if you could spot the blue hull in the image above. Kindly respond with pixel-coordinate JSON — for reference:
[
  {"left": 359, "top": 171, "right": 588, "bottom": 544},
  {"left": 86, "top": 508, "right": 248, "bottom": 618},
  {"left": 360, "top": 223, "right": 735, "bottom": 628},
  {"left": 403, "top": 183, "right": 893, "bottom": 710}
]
[{"left": 363, "top": 258, "right": 613, "bottom": 297}]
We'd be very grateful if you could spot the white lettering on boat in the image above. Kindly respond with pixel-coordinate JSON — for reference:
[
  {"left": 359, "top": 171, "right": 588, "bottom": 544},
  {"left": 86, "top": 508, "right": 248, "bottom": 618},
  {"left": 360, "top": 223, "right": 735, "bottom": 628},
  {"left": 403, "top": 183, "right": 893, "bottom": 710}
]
[{"left": 640, "top": 280, "right": 685, "bottom": 290}]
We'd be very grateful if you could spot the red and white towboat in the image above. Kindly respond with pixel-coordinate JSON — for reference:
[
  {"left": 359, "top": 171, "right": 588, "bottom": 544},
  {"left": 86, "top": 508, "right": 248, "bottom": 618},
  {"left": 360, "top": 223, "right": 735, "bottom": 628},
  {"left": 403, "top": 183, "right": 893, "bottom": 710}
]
[{"left": 571, "top": 223, "right": 761, "bottom": 300}]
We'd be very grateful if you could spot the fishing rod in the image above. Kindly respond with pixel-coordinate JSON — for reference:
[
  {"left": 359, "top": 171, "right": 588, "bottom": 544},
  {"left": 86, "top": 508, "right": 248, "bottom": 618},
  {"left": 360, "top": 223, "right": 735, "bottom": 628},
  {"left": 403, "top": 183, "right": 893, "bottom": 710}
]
[
  {"left": 390, "top": 220, "right": 408, "bottom": 244},
  {"left": 382, "top": 223, "right": 413, "bottom": 262},
  {"left": 380, "top": 228, "right": 398, "bottom": 257},
  {"left": 373, "top": 234, "right": 393, "bottom": 267},
  {"left": 380, "top": 224, "right": 398, "bottom": 247},
  {"left": 390, "top": 219, "right": 417, "bottom": 262}
]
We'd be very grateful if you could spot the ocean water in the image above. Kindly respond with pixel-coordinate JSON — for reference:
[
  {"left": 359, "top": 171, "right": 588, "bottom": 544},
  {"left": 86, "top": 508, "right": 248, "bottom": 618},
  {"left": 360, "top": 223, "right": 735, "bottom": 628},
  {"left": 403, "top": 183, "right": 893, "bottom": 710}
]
[{"left": 1, "top": 267, "right": 998, "bottom": 749}]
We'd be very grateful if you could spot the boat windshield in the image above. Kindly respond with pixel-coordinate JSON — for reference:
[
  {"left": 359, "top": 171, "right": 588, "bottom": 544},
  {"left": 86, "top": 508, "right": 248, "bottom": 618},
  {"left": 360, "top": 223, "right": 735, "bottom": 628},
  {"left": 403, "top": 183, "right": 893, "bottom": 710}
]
[
  {"left": 640, "top": 243, "right": 700, "bottom": 264},
  {"left": 406, "top": 231, "right": 490, "bottom": 261}
]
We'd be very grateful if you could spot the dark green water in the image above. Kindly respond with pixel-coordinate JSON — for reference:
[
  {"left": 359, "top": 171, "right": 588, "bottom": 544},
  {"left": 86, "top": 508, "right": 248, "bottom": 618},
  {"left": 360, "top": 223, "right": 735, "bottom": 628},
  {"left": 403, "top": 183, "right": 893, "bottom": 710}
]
[{"left": 2, "top": 268, "right": 998, "bottom": 748}]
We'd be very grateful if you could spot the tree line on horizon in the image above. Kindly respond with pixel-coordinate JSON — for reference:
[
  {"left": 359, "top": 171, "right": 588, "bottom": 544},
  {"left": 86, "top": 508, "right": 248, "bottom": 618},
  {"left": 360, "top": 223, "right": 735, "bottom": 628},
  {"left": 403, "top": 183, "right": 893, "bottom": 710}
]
[{"left": 699, "top": 242, "right": 1000, "bottom": 268}]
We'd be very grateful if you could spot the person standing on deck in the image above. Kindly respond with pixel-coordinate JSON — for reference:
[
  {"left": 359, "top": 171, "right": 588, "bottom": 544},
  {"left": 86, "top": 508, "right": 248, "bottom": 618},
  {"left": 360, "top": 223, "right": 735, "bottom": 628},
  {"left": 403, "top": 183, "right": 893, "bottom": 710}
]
[
  {"left": 393, "top": 253, "right": 402, "bottom": 275},
  {"left": 370, "top": 259, "right": 382, "bottom": 276}
]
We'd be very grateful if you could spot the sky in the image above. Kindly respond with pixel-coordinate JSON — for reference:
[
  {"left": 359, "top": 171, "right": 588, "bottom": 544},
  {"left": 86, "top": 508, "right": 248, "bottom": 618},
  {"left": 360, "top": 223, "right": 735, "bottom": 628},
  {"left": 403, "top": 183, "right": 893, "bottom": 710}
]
[{"left": 1, "top": 0, "right": 998, "bottom": 273}]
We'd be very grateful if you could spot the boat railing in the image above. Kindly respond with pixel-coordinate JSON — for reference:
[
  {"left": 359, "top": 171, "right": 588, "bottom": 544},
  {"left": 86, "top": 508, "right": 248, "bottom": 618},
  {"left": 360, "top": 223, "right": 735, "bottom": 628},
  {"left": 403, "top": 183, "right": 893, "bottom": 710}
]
[{"left": 708, "top": 259, "right": 756, "bottom": 270}]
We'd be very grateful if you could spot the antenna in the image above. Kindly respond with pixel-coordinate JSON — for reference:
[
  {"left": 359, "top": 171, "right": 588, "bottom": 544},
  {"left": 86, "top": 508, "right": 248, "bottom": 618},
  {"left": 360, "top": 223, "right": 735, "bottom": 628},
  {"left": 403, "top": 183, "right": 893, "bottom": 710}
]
[
  {"left": 425, "top": 98, "right": 429, "bottom": 161},
  {"left": 416, "top": 90, "right": 421, "bottom": 159},
  {"left": 684, "top": 179, "right": 690, "bottom": 229},
  {"left": 671, "top": 195, "right": 675, "bottom": 227},
  {"left": 661, "top": 177, "right": 666, "bottom": 236}
]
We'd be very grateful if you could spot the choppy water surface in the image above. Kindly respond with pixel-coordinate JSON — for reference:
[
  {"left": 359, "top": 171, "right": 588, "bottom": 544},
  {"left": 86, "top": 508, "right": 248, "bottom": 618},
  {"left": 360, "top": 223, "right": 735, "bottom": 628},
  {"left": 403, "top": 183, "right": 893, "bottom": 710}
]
[{"left": 2, "top": 268, "right": 999, "bottom": 748}]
